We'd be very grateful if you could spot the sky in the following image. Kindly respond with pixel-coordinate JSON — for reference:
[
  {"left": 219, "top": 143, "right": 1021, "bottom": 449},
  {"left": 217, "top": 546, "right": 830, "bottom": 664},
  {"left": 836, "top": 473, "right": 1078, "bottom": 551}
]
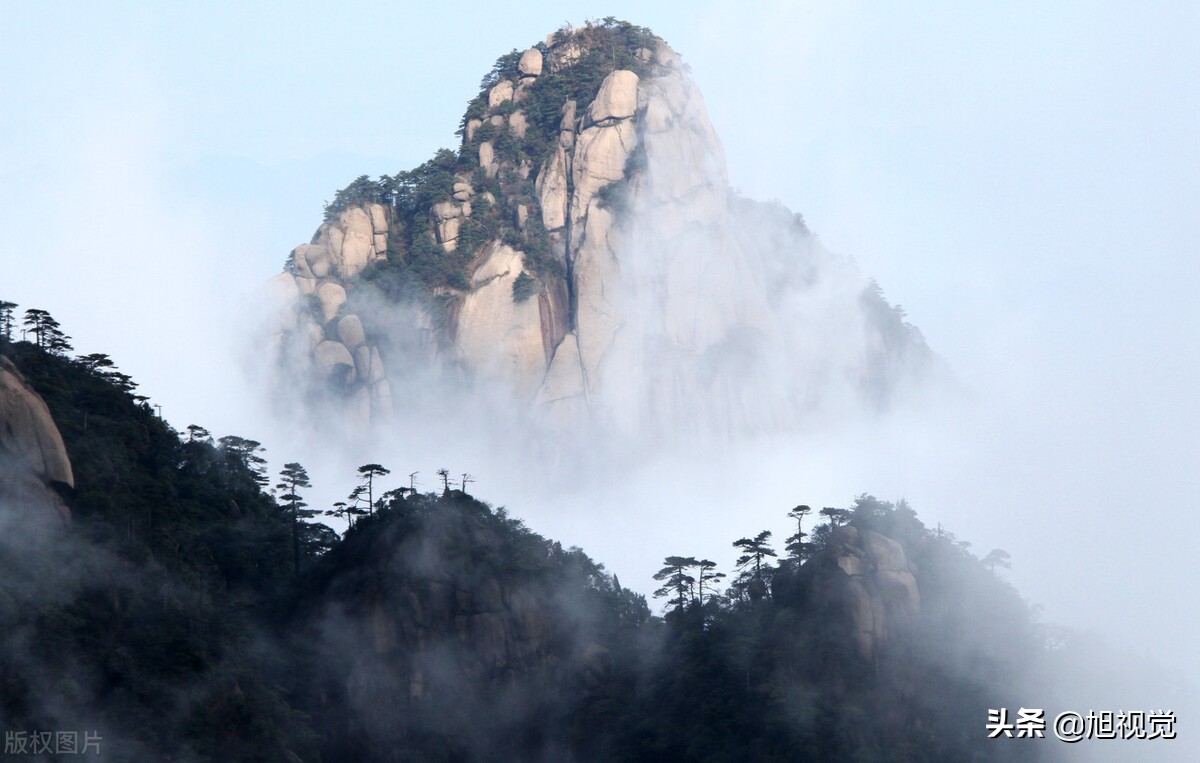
[{"left": 3, "top": 0, "right": 1199, "bottom": 721}]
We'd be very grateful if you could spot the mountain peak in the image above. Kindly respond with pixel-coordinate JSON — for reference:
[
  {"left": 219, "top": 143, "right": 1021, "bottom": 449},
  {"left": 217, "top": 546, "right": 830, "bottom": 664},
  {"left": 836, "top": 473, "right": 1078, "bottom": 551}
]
[{"left": 265, "top": 21, "right": 936, "bottom": 438}]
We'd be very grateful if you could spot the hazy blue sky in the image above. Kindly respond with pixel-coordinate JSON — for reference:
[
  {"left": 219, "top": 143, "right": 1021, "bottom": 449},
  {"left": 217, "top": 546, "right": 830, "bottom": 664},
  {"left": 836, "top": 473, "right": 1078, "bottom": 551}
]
[{"left": 4, "top": 1, "right": 1199, "bottom": 716}]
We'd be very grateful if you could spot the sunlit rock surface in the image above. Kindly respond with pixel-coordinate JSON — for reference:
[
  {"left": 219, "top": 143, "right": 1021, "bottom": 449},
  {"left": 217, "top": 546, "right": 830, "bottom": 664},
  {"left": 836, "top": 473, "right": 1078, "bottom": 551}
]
[
  {"left": 0, "top": 356, "right": 72, "bottom": 526},
  {"left": 267, "top": 23, "right": 938, "bottom": 436}
]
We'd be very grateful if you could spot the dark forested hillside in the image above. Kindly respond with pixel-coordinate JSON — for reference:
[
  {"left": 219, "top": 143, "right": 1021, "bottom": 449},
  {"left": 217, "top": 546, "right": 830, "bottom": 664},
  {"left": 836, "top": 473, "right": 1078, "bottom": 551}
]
[{"left": 0, "top": 314, "right": 1060, "bottom": 762}]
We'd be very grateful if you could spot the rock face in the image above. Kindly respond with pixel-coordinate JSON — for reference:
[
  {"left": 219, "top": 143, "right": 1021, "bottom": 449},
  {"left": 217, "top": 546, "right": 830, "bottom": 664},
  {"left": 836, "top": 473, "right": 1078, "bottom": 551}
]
[
  {"left": 269, "top": 23, "right": 936, "bottom": 435},
  {"left": 455, "top": 244, "right": 546, "bottom": 400},
  {"left": 812, "top": 525, "right": 921, "bottom": 660},
  {"left": 0, "top": 356, "right": 72, "bottom": 526},
  {"left": 269, "top": 201, "right": 393, "bottom": 425}
]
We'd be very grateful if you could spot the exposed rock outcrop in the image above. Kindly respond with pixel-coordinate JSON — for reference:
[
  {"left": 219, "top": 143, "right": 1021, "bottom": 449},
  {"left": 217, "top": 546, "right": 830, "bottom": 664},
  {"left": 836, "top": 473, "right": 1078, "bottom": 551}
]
[
  {"left": 268, "top": 22, "right": 937, "bottom": 436},
  {"left": 455, "top": 243, "right": 545, "bottom": 400},
  {"left": 811, "top": 525, "right": 921, "bottom": 660},
  {"left": 0, "top": 356, "right": 72, "bottom": 526}
]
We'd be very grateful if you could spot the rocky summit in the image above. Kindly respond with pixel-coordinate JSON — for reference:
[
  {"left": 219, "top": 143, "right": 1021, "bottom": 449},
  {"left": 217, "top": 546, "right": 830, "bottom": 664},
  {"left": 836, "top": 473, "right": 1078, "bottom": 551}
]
[{"left": 267, "top": 20, "right": 937, "bottom": 434}]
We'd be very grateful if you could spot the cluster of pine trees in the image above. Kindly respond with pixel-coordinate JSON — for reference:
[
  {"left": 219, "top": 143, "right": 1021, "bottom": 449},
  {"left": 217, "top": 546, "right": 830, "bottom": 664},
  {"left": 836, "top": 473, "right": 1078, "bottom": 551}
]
[{"left": 0, "top": 304, "right": 1058, "bottom": 762}]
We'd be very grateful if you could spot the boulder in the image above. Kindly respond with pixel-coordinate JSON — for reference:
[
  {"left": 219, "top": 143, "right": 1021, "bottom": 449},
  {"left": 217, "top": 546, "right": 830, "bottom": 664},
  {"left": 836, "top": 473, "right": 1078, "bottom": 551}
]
[
  {"left": 436, "top": 218, "right": 462, "bottom": 251},
  {"left": 0, "top": 358, "right": 73, "bottom": 528},
  {"left": 310, "top": 207, "right": 378, "bottom": 280},
  {"left": 560, "top": 99, "right": 577, "bottom": 131},
  {"left": 466, "top": 118, "right": 483, "bottom": 142},
  {"left": 431, "top": 201, "right": 468, "bottom": 251},
  {"left": 655, "top": 42, "right": 681, "bottom": 69},
  {"left": 0, "top": 357, "right": 74, "bottom": 487},
  {"left": 334, "top": 207, "right": 376, "bottom": 278},
  {"left": 291, "top": 244, "right": 317, "bottom": 278},
  {"left": 509, "top": 110, "right": 528, "bottom": 139},
  {"left": 513, "top": 81, "right": 533, "bottom": 105},
  {"left": 452, "top": 181, "right": 474, "bottom": 201},
  {"left": 479, "top": 141, "right": 497, "bottom": 178},
  {"left": 517, "top": 48, "right": 543, "bottom": 77},
  {"left": 570, "top": 118, "right": 637, "bottom": 220},
  {"left": 293, "top": 243, "right": 327, "bottom": 279},
  {"left": 338, "top": 314, "right": 367, "bottom": 348},
  {"left": 313, "top": 341, "right": 356, "bottom": 383},
  {"left": 431, "top": 201, "right": 462, "bottom": 221},
  {"left": 586, "top": 70, "right": 639, "bottom": 125},
  {"left": 316, "top": 282, "right": 347, "bottom": 323},
  {"left": 821, "top": 526, "right": 922, "bottom": 660},
  {"left": 488, "top": 80, "right": 514, "bottom": 108}
]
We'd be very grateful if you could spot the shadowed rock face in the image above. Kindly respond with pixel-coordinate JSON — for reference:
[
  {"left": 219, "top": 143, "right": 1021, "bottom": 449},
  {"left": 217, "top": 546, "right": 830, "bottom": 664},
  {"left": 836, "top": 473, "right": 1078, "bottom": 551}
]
[
  {"left": 811, "top": 525, "right": 921, "bottom": 661},
  {"left": 269, "top": 23, "right": 937, "bottom": 434},
  {"left": 0, "top": 356, "right": 72, "bottom": 526}
]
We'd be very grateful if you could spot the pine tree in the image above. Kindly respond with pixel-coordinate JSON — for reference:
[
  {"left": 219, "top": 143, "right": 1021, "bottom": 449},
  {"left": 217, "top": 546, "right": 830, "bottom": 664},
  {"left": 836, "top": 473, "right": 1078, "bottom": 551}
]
[
  {"left": 653, "top": 556, "right": 698, "bottom": 612},
  {"left": 982, "top": 548, "right": 1012, "bottom": 574},
  {"left": 22, "top": 308, "right": 51, "bottom": 348},
  {"left": 733, "top": 531, "right": 777, "bottom": 604},
  {"left": 218, "top": 435, "right": 269, "bottom": 487},
  {"left": 356, "top": 463, "right": 391, "bottom": 514},
  {"left": 325, "top": 501, "right": 352, "bottom": 529},
  {"left": 0, "top": 301, "right": 16, "bottom": 344},
  {"left": 277, "top": 462, "right": 316, "bottom": 574},
  {"left": 820, "top": 506, "right": 851, "bottom": 527},
  {"left": 696, "top": 559, "right": 725, "bottom": 608},
  {"left": 786, "top": 504, "right": 813, "bottom": 563}
]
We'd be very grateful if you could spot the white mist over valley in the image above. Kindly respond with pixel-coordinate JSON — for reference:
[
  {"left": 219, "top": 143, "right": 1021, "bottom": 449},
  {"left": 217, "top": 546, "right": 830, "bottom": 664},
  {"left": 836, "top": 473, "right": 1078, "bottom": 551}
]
[{"left": 3, "top": 4, "right": 1198, "bottom": 758}]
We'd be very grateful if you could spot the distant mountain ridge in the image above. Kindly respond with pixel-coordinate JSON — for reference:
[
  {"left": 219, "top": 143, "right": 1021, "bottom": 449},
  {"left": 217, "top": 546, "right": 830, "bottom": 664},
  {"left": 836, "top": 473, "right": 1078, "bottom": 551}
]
[{"left": 266, "top": 19, "right": 939, "bottom": 435}]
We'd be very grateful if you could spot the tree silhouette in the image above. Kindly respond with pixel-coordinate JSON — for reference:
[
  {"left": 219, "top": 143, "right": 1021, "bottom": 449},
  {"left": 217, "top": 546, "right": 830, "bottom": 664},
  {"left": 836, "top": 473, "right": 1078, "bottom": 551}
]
[
  {"left": 436, "top": 468, "right": 451, "bottom": 496},
  {"left": 325, "top": 500, "right": 353, "bottom": 529},
  {"left": 982, "top": 548, "right": 1012, "bottom": 574},
  {"left": 217, "top": 435, "right": 268, "bottom": 487},
  {"left": 696, "top": 559, "right": 725, "bottom": 608},
  {"left": 21, "top": 308, "right": 70, "bottom": 353},
  {"left": 786, "top": 504, "right": 813, "bottom": 563},
  {"left": 356, "top": 463, "right": 391, "bottom": 514},
  {"left": 653, "top": 556, "right": 698, "bottom": 612},
  {"left": 277, "top": 462, "right": 316, "bottom": 574},
  {"left": 185, "top": 424, "right": 213, "bottom": 444},
  {"left": 733, "top": 531, "right": 777, "bottom": 604},
  {"left": 0, "top": 301, "right": 16, "bottom": 344},
  {"left": 345, "top": 485, "right": 371, "bottom": 525},
  {"left": 820, "top": 506, "right": 851, "bottom": 527}
]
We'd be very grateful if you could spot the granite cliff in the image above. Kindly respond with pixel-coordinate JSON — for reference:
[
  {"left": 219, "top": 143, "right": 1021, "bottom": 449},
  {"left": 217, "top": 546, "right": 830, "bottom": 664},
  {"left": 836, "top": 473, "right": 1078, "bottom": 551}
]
[
  {"left": 268, "top": 20, "right": 936, "bottom": 434},
  {"left": 0, "top": 355, "right": 72, "bottom": 527}
]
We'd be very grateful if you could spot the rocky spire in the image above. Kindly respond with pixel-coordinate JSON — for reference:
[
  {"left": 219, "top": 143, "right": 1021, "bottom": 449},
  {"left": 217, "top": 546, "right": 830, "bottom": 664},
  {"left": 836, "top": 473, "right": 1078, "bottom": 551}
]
[{"left": 266, "top": 21, "right": 936, "bottom": 436}]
